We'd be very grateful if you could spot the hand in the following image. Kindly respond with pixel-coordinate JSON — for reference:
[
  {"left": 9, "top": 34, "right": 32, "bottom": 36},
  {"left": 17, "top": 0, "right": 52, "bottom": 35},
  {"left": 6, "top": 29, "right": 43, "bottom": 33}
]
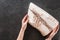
[
  {"left": 45, "top": 25, "right": 59, "bottom": 40},
  {"left": 21, "top": 14, "right": 28, "bottom": 31},
  {"left": 17, "top": 14, "right": 28, "bottom": 40}
]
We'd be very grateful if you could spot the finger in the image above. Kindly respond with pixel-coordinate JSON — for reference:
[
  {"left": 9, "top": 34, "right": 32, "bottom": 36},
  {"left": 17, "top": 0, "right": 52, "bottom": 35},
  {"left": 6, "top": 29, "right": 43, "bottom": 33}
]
[
  {"left": 24, "top": 17, "right": 28, "bottom": 24},
  {"left": 46, "top": 26, "right": 59, "bottom": 40},
  {"left": 22, "top": 14, "right": 28, "bottom": 23},
  {"left": 51, "top": 25, "right": 59, "bottom": 38},
  {"left": 48, "top": 25, "right": 59, "bottom": 38},
  {"left": 21, "top": 18, "right": 28, "bottom": 31}
]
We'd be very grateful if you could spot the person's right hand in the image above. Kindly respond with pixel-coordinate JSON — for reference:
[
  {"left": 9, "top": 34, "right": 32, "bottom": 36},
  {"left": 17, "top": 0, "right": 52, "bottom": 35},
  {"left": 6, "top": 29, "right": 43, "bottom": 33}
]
[{"left": 45, "top": 25, "right": 59, "bottom": 40}]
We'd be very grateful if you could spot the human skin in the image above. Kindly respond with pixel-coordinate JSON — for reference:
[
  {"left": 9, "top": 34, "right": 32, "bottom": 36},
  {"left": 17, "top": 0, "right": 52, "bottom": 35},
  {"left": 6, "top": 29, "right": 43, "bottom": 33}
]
[
  {"left": 17, "top": 14, "right": 59, "bottom": 40},
  {"left": 17, "top": 14, "right": 28, "bottom": 40},
  {"left": 45, "top": 25, "right": 59, "bottom": 40}
]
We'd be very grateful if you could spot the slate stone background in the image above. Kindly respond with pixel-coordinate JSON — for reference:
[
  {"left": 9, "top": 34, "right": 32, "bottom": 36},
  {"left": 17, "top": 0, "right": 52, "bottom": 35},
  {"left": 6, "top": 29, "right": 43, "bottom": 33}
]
[{"left": 0, "top": 0, "right": 60, "bottom": 40}]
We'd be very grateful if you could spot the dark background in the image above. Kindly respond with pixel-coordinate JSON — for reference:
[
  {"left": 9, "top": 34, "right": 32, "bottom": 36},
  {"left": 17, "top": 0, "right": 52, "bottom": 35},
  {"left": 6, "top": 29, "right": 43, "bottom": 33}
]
[{"left": 0, "top": 0, "right": 60, "bottom": 40}]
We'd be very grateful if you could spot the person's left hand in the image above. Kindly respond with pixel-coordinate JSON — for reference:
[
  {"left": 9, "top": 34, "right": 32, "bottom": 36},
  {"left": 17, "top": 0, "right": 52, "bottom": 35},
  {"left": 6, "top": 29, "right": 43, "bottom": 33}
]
[
  {"left": 21, "top": 14, "right": 28, "bottom": 31},
  {"left": 17, "top": 14, "right": 28, "bottom": 40}
]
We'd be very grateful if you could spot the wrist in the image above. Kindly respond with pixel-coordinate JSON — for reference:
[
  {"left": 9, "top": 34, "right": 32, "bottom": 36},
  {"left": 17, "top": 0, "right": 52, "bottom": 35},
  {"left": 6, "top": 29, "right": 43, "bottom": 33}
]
[{"left": 45, "top": 37, "right": 52, "bottom": 40}]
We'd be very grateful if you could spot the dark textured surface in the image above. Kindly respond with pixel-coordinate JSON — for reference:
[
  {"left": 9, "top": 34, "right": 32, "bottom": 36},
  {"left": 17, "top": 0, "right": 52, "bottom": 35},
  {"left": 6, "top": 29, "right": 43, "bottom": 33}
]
[{"left": 0, "top": 0, "right": 60, "bottom": 40}]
